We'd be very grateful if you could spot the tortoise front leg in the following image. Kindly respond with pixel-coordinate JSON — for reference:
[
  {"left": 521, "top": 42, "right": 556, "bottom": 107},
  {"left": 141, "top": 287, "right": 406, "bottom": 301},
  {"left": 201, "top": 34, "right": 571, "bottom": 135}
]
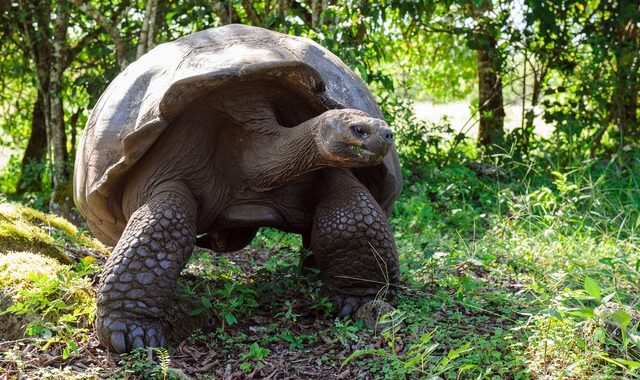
[
  {"left": 310, "top": 169, "right": 399, "bottom": 316},
  {"left": 96, "top": 183, "right": 197, "bottom": 352}
]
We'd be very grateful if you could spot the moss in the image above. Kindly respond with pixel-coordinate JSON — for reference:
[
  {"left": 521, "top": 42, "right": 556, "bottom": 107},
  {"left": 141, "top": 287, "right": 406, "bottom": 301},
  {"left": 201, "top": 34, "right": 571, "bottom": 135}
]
[
  {"left": 0, "top": 203, "right": 103, "bottom": 341},
  {"left": 0, "top": 251, "right": 97, "bottom": 341},
  {"left": 0, "top": 251, "right": 65, "bottom": 340},
  {"left": 0, "top": 250, "right": 63, "bottom": 288},
  {"left": 0, "top": 202, "right": 107, "bottom": 263}
]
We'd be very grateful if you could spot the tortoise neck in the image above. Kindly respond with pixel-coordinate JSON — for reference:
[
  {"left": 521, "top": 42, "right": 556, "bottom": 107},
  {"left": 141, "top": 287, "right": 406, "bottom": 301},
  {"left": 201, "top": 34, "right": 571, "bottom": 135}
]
[{"left": 244, "top": 117, "right": 328, "bottom": 191}]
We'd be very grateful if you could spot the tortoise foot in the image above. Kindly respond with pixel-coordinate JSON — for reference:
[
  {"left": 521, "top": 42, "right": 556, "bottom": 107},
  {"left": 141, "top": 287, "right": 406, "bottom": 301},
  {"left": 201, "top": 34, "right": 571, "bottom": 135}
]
[
  {"left": 95, "top": 184, "right": 197, "bottom": 353},
  {"left": 328, "top": 292, "right": 376, "bottom": 317},
  {"left": 97, "top": 312, "right": 166, "bottom": 353}
]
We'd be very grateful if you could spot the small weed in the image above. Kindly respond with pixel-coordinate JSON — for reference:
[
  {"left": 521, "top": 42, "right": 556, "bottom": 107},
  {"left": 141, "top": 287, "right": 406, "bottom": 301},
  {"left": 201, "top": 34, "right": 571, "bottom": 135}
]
[
  {"left": 239, "top": 342, "right": 271, "bottom": 372},
  {"left": 3, "top": 259, "right": 95, "bottom": 359}
]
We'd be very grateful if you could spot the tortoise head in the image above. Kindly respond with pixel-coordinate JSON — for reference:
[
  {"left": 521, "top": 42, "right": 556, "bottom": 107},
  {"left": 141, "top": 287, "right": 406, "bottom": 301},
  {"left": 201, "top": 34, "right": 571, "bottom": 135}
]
[{"left": 316, "top": 109, "right": 394, "bottom": 167}]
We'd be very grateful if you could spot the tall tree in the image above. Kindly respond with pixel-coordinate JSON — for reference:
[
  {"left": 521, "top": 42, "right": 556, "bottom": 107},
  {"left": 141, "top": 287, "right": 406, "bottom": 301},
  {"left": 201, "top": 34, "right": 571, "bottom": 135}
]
[
  {"left": 468, "top": 0, "right": 506, "bottom": 152},
  {"left": 136, "top": 0, "right": 159, "bottom": 59},
  {"left": 17, "top": 90, "right": 47, "bottom": 193},
  {"left": 608, "top": 0, "right": 639, "bottom": 145},
  {"left": 16, "top": 0, "right": 70, "bottom": 197},
  {"left": 49, "top": 0, "right": 70, "bottom": 191},
  {"left": 0, "top": 2, "right": 46, "bottom": 193}
]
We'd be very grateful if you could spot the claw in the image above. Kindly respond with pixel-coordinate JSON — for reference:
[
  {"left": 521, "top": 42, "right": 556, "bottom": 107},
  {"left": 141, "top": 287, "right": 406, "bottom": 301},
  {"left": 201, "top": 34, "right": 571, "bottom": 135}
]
[
  {"left": 97, "top": 314, "right": 167, "bottom": 353},
  {"left": 339, "top": 302, "right": 354, "bottom": 316},
  {"left": 110, "top": 331, "right": 127, "bottom": 353},
  {"left": 132, "top": 336, "right": 144, "bottom": 349}
]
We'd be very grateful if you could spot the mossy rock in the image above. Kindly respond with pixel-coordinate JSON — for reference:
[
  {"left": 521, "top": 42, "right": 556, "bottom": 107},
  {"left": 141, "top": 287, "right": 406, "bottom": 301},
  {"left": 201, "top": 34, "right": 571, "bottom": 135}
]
[
  {"left": 0, "top": 251, "right": 65, "bottom": 340},
  {"left": 0, "top": 202, "right": 107, "bottom": 264}
]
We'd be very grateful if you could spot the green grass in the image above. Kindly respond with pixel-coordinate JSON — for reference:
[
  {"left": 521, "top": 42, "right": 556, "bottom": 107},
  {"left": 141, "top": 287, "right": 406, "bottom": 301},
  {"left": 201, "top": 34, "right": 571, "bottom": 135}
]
[
  {"left": 170, "top": 153, "right": 639, "bottom": 378},
  {"left": 376, "top": 155, "right": 640, "bottom": 379},
  {"left": 1, "top": 152, "right": 639, "bottom": 378},
  {"left": 231, "top": 154, "right": 640, "bottom": 378}
]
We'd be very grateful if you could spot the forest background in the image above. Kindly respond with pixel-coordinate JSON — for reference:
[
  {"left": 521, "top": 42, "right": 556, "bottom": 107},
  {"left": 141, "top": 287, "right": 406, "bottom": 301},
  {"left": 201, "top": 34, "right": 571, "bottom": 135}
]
[{"left": 0, "top": 1, "right": 639, "bottom": 378}]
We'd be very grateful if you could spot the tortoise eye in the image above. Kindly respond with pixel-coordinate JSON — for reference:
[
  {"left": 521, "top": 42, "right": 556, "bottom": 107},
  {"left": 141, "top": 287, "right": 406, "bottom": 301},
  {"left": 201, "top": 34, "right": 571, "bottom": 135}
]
[{"left": 353, "top": 126, "right": 368, "bottom": 137}]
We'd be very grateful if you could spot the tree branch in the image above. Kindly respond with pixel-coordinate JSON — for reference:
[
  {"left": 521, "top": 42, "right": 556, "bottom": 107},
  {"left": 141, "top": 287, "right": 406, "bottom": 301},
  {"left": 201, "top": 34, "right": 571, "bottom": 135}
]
[{"left": 68, "top": 0, "right": 128, "bottom": 70}]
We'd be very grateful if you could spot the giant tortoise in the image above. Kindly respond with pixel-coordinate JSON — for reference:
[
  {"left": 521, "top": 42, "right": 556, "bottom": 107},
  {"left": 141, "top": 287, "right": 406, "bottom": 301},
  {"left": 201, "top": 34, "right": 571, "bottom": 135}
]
[{"left": 74, "top": 24, "right": 402, "bottom": 352}]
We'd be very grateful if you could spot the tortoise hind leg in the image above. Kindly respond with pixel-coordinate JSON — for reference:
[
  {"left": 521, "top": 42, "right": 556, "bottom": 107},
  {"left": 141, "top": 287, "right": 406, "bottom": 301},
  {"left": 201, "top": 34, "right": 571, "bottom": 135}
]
[
  {"left": 96, "top": 182, "right": 197, "bottom": 352},
  {"left": 310, "top": 169, "right": 399, "bottom": 316}
]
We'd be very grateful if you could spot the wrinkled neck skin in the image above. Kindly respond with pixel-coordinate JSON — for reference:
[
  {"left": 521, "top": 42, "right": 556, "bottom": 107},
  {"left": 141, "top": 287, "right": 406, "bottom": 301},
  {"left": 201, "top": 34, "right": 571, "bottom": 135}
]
[{"left": 243, "top": 115, "right": 328, "bottom": 191}]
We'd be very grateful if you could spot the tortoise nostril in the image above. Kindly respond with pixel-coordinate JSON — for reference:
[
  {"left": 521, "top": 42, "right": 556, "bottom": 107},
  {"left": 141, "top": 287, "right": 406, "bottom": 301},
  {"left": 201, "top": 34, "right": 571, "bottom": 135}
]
[{"left": 383, "top": 131, "right": 394, "bottom": 142}]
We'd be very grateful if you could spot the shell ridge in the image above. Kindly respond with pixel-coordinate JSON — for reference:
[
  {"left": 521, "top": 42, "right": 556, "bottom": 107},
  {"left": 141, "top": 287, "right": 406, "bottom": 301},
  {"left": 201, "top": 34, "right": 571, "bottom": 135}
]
[{"left": 74, "top": 25, "right": 401, "bottom": 242}]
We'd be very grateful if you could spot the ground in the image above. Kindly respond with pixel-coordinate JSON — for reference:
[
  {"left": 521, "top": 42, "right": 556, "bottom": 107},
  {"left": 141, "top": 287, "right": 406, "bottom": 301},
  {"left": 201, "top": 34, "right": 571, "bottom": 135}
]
[{"left": 0, "top": 157, "right": 639, "bottom": 379}]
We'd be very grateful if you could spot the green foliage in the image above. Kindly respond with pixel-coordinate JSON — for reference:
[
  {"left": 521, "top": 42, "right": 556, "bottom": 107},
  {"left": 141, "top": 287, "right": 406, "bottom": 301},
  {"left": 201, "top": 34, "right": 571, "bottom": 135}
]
[
  {"left": 185, "top": 254, "right": 259, "bottom": 328},
  {"left": 5, "top": 264, "right": 96, "bottom": 359},
  {"left": 115, "top": 348, "right": 187, "bottom": 380},
  {"left": 0, "top": 252, "right": 98, "bottom": 359},
  {"left": 239, "top": 342, "right": 271, "bottom": 372},
  {"left": 342, "top": 323, "right": 473, "bottom": 379},
  {"left": 1, "top": 1, "right": 639, "bottom": 378},
  {"left": 0, "top": 144, "right": 639, "bottom": 378}
]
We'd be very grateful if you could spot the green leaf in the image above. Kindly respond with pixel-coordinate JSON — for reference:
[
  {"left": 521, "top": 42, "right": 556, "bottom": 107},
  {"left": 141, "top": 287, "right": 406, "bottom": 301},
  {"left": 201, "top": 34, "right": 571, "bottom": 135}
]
[
  {"left": 568, "top": 307, "right": 595, "bottom": 319},
  {"left": 598, "top": 354, "right": 640, "bottom": 370},
  {"left": 628, "top": 332, "right": 640, "bottom": 347},
  {"left": 341, "top": 348, "right": 387, "bottom": 368},
  {"left": 610, "top": 311, "right": 631, "bottom": 329},
  {"left": 200, "top": 296, "right": 212, "bottom": 309},
  {"left": 239, "top": 361, "right": 252, "bottom": 372},
  {"left": 223, "top": 312, "right": 237, "bottom": 326},
  {"left": 583, "top": 276, "right": 601, "bottom": 300}
]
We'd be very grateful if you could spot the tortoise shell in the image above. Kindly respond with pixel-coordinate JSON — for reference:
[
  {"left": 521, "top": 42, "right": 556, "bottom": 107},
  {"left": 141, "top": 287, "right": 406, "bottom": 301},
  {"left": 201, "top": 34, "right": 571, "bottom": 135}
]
[{"left": 73, "top": 24, "right": 401, "bottom": 245}]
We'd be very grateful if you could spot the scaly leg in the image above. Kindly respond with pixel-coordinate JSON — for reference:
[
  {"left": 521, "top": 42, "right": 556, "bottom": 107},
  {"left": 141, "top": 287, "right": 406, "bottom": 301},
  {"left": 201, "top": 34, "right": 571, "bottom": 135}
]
[
  {"left": 311, "top": 169, "right": 399, "bottom": 316},
  {"left": 95, "top": 183, "right": 197, "bottom": 352}
]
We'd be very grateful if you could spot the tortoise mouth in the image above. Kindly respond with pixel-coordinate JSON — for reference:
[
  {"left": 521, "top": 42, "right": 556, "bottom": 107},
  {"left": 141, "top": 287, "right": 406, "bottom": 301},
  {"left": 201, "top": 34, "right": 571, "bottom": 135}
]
[
  {"left": 320, "top": 141, "right": 386, "bottom": 167},
  {"left": 350, "top": 145, "right": 385, "bottom": 161}
]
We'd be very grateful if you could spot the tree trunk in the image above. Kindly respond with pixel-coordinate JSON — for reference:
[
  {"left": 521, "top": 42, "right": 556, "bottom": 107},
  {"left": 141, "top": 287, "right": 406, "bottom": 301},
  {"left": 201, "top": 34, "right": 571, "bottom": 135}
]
[
  {"left": 49, "top": 0, "right": 70, "bottom": 190},
  {"left": 212, "top": 1, "right": 240, "bottom": 25},
  {"left": 521, "top": 64, "right": 548, "bottom": 150},
  {"left": 611, "top": 0, "right": 639, "bottom": 146},
  {"left": 136, "top": 0, "right": 158, "bottom": 59},
  {"left": 69, "top": 0, "right": 129, "bottom": 70},
  {"left": 476, "top": 33, "right": 505, "bottom": 152},
  {"left": 241, "top": 0, "right": 262, "bottom": 26},
  {"left": 311, "top": 0, "right": 320, "bottom": 28},
  {"left": 467, "top": 0, "right": 505, "bottom": 153},
  {"left": 17, "top": 0, "right": 53, "bottom": 192},
  {"left": 146, "top": 0, "right": 158, "bottom": 51},
  {"left": 278, "top": 0, "right": 289, "bottom": 18},
  {"left": 17, "top": 90, "right": 47, "bottom": 193},
  {"left": 68, "top": 109, "right": 81, "bottom": 162}
]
